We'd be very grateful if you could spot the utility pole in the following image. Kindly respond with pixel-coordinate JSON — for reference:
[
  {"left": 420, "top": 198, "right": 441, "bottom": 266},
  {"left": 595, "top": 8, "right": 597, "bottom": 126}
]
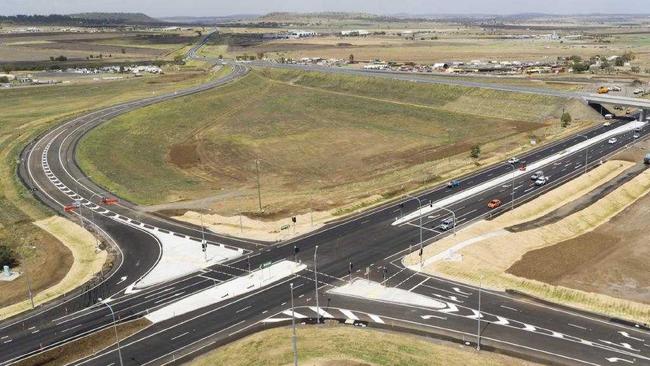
[
  {"left": 99, "top": 299, "right": 124, "bottom": 366},
  {"left": 200, "top": 213, "right": 207, "bottom": 262},
  {"left": 20, "top": 244, "right": 34, "bottom": 309},
  {"left": 290, "top": 282, "right": 298, "bottom": 366},
  {"left": 407, "top": 195, "right": 424, "bottom": 268},
  {"left": 255, "top": 159, "right": 262, "bottom": 212},
  {"left": 476, "top": 275, "right": 483, "bottom": 351},
  {"left": 577, "top": 134, "right": 589, "bottom": 174},
  {"left": 508, "top": 164, "right": 516, "bottom": 210},
  {"left": 314, "top": 245, "right": 320, "bottom": 324}
]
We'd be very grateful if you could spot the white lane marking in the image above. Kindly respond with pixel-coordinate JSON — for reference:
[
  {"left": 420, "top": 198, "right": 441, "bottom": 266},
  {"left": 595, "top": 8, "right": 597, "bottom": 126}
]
[
  {"left": 261, "top": 310, "right": 268, "bottom": 314},
  {"left": 0, "top": 335, "right": 7, "bottom": 339},
  {"left": 421, "top": 314, "right": 447, "bottom": 320},
  {"left": 551, "top": 331, "right": 564, "bottom": 339},
  {"left": 500, "top": 305, "right": 519, "bottom": 312},
  {"left": 466, "top": 309, "right": 483, "bottom": 319},
  {"left": 605, "top": 357, "right": 634, "bottom": 364},
  {"left": 599, "top": 340, "right": 640, "bottom": 352},
  {"left": 236, "top": 305, "right": 252, "bottom": 313},
  {"left": 452, "top": 287, "right": 471, "bottom": 296},
  {"left": 153, "top": 291, "right": 184, "bottom": 304},
  {"left": 408, "top": 278, "right": 429, "bottom": 292},
  {"left": 618, "top": 331, "right": 644, "bottom": 342},
  {"left": 170, "top": 332, "right": 189, "bottom": 341},
  {"left": 116, "top": 276, "right": 128, "bottom": 285},
  {"left": 61, "top": 324, "right": 82, "bottom": 333},
  {"left": 144, "top": 287, "right": 174, "bottom": 299},
  {"left": 368, "top": 314, "right": 384, "bottom": 324},
  {"left": 339, "top": 309, "right": 359, "bottom": 321},
  {"left": 2, "top": 339, "right": 12, "bottom": 344},
  {"left": 568, "top": 323, "right": 588, "bottom": 330},
  {"left": 493, "top": 316, "right": 509, "bottom": 326},
  {"left": 309, "top": 306, "right": 333, "bottom": 318},
  {"left": 282, "top": 310, "right": 307, "bottom": 319},
  {"left": 31, "top": 329, "right": 40, "bottom": 334}
]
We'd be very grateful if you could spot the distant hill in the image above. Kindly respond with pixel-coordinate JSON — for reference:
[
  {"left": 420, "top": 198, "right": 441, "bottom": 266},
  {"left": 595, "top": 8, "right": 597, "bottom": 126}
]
[
  {"left": 256, "top": 12, "right": 403, "bottom": 22},
  {"left": 68, "top": 12, "right": 160, "bottom": 23},
  {"left": 160, "top": 15, "right": 259, "bottom": 24}
]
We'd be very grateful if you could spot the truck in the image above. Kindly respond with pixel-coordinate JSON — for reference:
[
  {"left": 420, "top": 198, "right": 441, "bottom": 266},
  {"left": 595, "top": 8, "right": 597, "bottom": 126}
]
[
  {"left": 597, "top": 86, "right": 609, "bottom": 94},
  {"left": 645, "top": 153, "right": 650, "bottom": 165}
]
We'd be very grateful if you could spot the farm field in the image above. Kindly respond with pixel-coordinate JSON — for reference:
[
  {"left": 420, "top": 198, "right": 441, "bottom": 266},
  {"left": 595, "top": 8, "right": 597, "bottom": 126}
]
[
  {"left": 0, "top": 31, "right": 199, "bottom": 63},
  {"left": 77, "top": 67, "right": 597, "bottom": 221},
  {"left": 187, "top": 325, "right": 539, "bottom": 366},
  {"left": 0, "top": 66, "right": 226, "bottom": 310}
]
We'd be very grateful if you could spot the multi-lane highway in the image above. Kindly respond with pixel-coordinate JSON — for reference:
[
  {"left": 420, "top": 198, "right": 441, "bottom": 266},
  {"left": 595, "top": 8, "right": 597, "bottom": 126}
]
[{"left": 2, "top": 55, "right": 650, "bottom": 366}]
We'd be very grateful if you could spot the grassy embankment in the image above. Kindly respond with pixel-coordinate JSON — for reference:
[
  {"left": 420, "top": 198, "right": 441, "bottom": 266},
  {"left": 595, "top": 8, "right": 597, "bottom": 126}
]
[
  {"left": 0, "top": 66, "right": 229, "bottom": 313},
  {"left": 187, "top": 326, "right": 539, "bottom": 366},
  {"left": 77, "top": 68, "right": 598, "bottom": 223}
]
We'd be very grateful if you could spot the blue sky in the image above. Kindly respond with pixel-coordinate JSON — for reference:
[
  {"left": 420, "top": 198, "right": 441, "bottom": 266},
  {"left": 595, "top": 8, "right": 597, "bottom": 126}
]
[{"left": 3, "top": 0, "right": 650, "bottom": 17}]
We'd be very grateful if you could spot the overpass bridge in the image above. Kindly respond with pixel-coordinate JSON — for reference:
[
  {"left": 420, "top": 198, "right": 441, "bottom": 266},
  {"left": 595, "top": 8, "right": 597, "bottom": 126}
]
[{"left": 583, "top": 94, "right": 650, "bottom": 121}]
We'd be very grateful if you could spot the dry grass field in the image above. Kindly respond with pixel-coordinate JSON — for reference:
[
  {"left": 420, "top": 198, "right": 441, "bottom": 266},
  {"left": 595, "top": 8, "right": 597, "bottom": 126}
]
[
  {"left": 77, "top": 68, "right": 597, "bottom": 220},
  {"left": 187, "top": 325, "right": 539, "bottom": 366}
]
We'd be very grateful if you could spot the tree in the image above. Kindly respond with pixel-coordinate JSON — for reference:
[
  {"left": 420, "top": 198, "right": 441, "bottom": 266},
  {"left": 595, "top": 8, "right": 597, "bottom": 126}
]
[
  {"left": 349, "top": 54, "right": 354, "bottom": 63},
  {"left": 470, "top": 145, "right": 481, "bottom": 159},
  {"left": 561, "top": 112, "right": 572, "bottom": 128},
  {"left": 0, "top": 76, "right": 9, "bottom": 83},
  {"left": 631, "top": 66, "right": 641, "bottom": 73},
  {"left": 173, "top": 55, "right": 185, "bottom": 64},
  {"left": 0, "top": 245, "right": 18, "bottom": 268}
]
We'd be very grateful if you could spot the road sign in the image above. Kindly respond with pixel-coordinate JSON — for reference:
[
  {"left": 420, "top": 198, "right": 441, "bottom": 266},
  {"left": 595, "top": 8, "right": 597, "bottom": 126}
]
[{"left": 260, "top": 261, "right": 272, "bottom": 269}]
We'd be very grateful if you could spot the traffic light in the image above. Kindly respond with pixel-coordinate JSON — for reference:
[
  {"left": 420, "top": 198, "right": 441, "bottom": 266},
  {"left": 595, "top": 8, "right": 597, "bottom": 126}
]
[
  {"left": 201, "top": 241, "right": 207, "bottom": 252},
  {"left": 293, "top": 245, "right": 300, "bottom": 255},
  {"left": 291, "top": 216, "right": 297, "bottom": 223}
]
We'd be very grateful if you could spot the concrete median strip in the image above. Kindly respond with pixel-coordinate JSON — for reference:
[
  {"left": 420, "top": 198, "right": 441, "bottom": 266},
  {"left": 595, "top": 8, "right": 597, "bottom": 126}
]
[
  {"left": 394, "top": 121, "right": 646, "bottom": 226},
  {"left": 145, "top": 260, "right": 306, "bottom": 323},
  {"left": 329, "top": 279, "right": 446, "bottom": 310}
]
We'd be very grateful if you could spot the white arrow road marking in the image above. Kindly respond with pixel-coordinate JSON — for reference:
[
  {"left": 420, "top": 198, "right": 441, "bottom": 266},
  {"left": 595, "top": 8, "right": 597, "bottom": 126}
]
[
  {"left": 605, "top": 357, "right": 634, "bottom": 364},
  {"left": 339, "top": 309, "right": 359, "bottom": 321},
  {"left": 550, "top": 331, "right": 564, "bottom": 339},
  {"left": 368, "top": 314, "right": 384, "bottom": 324},
  {"left": 421, "top": 314, "right": 447, "bottom": 320},
  {"left": 522, "top": 324, "right": 537, "bottom": 332},
  {"left": 309, "top": 306, "right": 333, "bottom": 318},
  {"left": 618, "top": 331, "right": 644, "bottom": 342},
  {"left": 116, "top": 276, "right": 128, "bottom": 285},
  {"left": 492, "top": 316, "right": 509, "bottom": 326},
  {"left": 433, "top": 294, "right": 463, "bottom": 303},
  {"left": 452, "top": 287, "right": 471, "bottom": 296},
  {"left": 438, "top": 303, "right": 459, "bottom": 314},
  {"left": 600, "top": 340, "right": 640, "bottom": 352},
  {"left": 466, "top": 309, "right": 483, "bottom": 319},
  {"left": 282, "top": 310, "right": 307, "bottom": 319}
]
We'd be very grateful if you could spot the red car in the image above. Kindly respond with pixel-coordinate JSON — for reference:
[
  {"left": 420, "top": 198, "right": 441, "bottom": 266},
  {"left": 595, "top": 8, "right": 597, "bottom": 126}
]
[{"left": 487, "top": 199, "right": 502, "bottom": 209}]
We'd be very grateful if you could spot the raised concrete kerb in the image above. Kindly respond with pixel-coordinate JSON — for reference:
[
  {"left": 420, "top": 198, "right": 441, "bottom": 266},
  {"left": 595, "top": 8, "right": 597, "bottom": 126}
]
[
  {"left": 329, "top": 279, "right": 446, "bottom": 310},
  {"left": 393, "top": 121, "right": 647, "bottom": 226},
  {"left": 145, "top": 260, "right": 306, "bottom": 323}
]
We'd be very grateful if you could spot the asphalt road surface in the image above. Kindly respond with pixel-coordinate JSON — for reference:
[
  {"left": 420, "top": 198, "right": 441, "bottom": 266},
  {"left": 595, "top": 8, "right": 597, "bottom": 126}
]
[{"left": 1, "top": 58, "right": 650, "bottom": 366}]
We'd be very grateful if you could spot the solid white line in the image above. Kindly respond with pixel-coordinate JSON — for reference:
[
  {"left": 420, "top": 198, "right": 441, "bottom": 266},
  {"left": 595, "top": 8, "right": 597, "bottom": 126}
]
[
  {"left": 236, "top": 306, "right": 252, "bottom": 313},
  {"left": 170, "top": 332, "right": 189, "bottom": 341},
  {"left": 408, "top": 277, "right": 429, "bottom": 292}
]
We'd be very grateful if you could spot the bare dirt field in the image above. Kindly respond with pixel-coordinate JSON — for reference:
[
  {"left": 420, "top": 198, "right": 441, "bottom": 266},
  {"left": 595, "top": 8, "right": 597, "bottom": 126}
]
[{"left": 508, "top": 141, "right": 650, "bottom": 305}]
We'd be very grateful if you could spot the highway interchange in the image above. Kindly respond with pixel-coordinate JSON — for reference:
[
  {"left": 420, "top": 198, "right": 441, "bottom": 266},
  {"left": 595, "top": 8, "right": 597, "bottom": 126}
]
[{"left": 1, "top": 47, "right": 650, "bottom": 365}]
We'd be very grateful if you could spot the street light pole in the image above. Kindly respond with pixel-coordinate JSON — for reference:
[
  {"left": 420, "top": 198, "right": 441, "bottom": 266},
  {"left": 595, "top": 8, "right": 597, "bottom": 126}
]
[
  {"left": 19, "top": 244, "right": 34, "bottom": 309},
  {"left": 476, "top": 275, "right": 483, "bottom": 351},
  {"left": 255, "top": 159, "right": 262, "bottom": 212},
  {"left": 290, "top": 282, "right": 298, "bottom": 366},
  {"left": 314, "top": 245, "right": 319, "bottom": 324},
  {"left": 406, "top": 195, "right": 423, "bottom": 268},
  {"left": 577, "top": 134, "right": 589, "bottom": 174},
  {"left": 99, "top": 300, "right": 124, "bottom": 366},
  {"left": 508, "top": 164, "right": 516, "bottom": 210},
  {"left": 200, "top": 212, "right": 207, "bottom": 262}
]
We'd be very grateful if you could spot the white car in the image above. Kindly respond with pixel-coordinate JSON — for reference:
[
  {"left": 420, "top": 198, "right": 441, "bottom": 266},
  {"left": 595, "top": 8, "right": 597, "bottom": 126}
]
[
  {"left": 608, "top": 137, "right": 618, "bottom": 144},
  {"left": 535, "top": 176, "right": 549, "bottom": 186},
  {"left": 611, "top": 86, "right": 622, "bottom": 92},
  {"left": 634, "top": 133, "right": 640, "bottom": 139},
  {"left": 530, "top": 170, "right": 544, "bottom": 180},
  {"left": 507, "top": 157, "right": 520, "bottom": 164},
  {"left": 604, "top": 114, "right": 613, "bottom": 120}
]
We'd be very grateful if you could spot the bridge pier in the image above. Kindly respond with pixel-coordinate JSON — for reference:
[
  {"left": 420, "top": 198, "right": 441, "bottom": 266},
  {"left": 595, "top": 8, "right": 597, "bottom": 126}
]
[{"left": 640, "top": 109, "right": 647, "bottom": 122}]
